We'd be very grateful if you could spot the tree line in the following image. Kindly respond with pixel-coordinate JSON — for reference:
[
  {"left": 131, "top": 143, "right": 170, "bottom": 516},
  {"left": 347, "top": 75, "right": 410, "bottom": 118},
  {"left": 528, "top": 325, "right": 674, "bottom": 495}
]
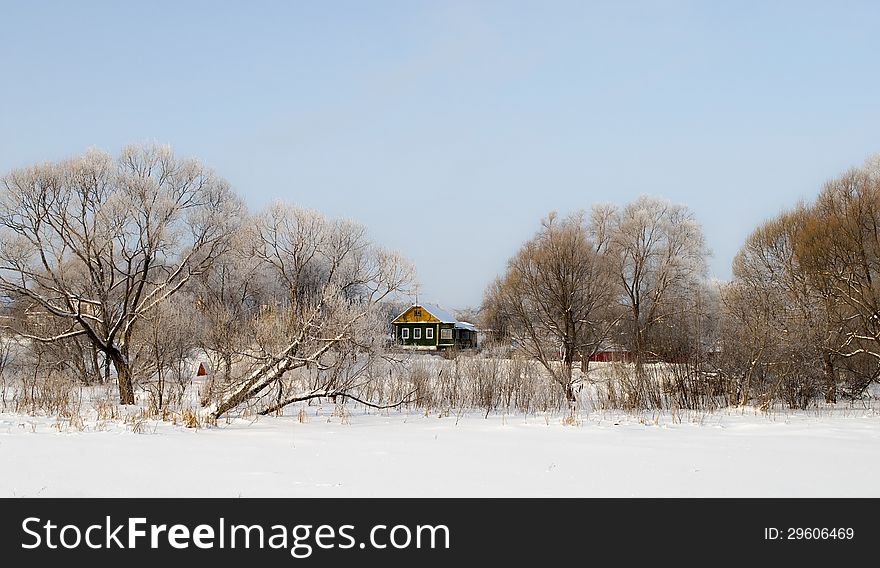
[
  {"left": 485, "top": 156, "right": 880, "bottom": 409},
  {"left": 721, "top": 156, "right": 880, "bottom": 407},
  {"left": 483, "top": 196, "right": 710, "bottom": 405},
  {"left": 1, "top": 144, "right": 878, "bottom": 418},
  {"left": 0, "top": 144, "right": 414, "bottom": 418}
]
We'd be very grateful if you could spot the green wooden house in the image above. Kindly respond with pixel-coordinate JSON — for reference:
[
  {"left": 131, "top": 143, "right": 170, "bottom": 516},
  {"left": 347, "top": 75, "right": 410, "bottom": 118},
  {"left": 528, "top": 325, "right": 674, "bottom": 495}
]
[{"left": 391, "top": 303, "right": 477, "bottom": 350}]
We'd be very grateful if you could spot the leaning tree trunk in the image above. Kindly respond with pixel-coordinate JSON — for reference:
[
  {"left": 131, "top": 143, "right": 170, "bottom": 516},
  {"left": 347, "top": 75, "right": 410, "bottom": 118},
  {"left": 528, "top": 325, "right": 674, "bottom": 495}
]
[
  {"left": 203, "top": 331, "right": 308, "bottom": 419},
  {"left": 204, "top": 356, "right": 294, "bottom": 419},
  {"left": 203, "top": 307, "right": 364, "bottom": 420}
]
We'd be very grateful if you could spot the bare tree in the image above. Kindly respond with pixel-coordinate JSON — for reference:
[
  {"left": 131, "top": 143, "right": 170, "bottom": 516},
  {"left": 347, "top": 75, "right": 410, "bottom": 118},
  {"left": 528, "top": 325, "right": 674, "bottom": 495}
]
[
  {"left": 203, "top": 202, "right": 415, "bottom": 419},
  {"left": 795, "top": 156, "right": 880, "bottom": 398},
  {"left": 721, "top": 207, "right": 825, "bottom": 407},
  {"left": 601, "top": 195, "right": 708, "bottom": 369},
  {"left": 0, "top": 144, "right": 244, "bottom": 404},
  {"left": 721, "top": 172, "right": 880, "bottom": 407},
  {"left": 0, "top": 325, "right": 15, "bottom": 410},
  {"left": 483, "top": 212, "right": 615, "bottom": 403},
  {"left": 136, "top": 294, "right": 200, "bottom": 410},
  {"left": 190, "top": 239, "right": 272, "bottom": 404}
]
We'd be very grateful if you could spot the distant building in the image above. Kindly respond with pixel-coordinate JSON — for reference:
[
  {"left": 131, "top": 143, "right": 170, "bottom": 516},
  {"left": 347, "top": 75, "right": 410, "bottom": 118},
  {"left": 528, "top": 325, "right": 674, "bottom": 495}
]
[
  {"left": 391, "top": 303, "right": 477, "bottom": 350},
  {"left": 589, "top": 343, "right": 634, "bottom": 363}
]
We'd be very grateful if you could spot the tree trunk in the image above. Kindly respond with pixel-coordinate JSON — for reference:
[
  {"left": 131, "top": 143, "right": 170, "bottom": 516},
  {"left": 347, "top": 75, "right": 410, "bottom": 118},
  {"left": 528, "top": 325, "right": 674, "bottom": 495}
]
[
  {"left": 634, "top": 349, "right": 645, "bottom": 378},
  {"left": 91, "top": 345, "right": 101, "bottom": 385},
  {"left": 739, "top": 346, "right": 765, "bottom": 406},
  {"left": 157, "top": 368, "right": 164, "bottom": 410},
  {"left": 562, "top": 341, "right": 576, "bottom": 404},
  {"left": 740, "top": 364, "right": 754, "bottom": 407},
  {"left": 108, "top": 350, "right": 135, "bottom": 405},
  {"left": 564, "top": 382, "right": 576, "bottom": 404},
  {"left": 204, "top": 355, "right": 293, "bottom": 419},
  {"left": 822, "top": 350, "right": 836, "bottom": 404},
  {"left": 633, "top": 306, "right": 645, "bottom": 378},
  {"left": 223, "top": 351, "right": 232, "bottom": 383}
]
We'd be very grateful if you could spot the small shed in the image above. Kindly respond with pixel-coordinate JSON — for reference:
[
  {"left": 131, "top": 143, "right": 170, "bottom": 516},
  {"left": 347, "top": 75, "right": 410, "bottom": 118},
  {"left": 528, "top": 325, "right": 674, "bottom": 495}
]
[{"left": 391, "top": 303, "right": 477, "bottom": 350}]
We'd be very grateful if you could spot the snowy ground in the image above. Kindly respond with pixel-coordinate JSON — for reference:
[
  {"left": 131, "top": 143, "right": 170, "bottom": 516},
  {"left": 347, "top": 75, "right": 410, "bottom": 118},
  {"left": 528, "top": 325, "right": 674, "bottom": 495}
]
[{"left": 2, "top": 403, "right": 879, "bottom": 498}]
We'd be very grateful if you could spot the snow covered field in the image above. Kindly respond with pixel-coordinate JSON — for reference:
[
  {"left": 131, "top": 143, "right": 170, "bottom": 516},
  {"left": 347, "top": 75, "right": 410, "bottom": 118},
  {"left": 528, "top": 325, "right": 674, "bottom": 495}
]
[{"left": 2, "top": 403, "right": 879, "bottom": 498}]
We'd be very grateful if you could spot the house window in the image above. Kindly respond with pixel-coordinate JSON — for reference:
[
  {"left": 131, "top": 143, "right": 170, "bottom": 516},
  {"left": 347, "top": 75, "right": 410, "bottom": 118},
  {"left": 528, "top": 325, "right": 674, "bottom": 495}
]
[
  {"left": 401, "top": 328, "right": 409, "bottom": 339},
  {"left": 426, "top": 327, "right": 434, "bottom": 340},
  {"left": 440, "top": 328, "right": 452, "bottom": 340},
  {"left": 414, "top": 308, "right": 422, "bottom": 317},
  {"left": 413, "top": 328, "right": 422, "bottom": 340}
]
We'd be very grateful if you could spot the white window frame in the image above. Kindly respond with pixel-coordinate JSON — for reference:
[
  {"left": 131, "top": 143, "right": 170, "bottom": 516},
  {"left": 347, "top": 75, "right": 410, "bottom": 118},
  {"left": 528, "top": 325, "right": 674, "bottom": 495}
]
[
  {"left": 413, "top": 328, "right": 422, "bottom": 340},
  {"left": 426, "top": 327, "right": 434, "bottom": 340},
  {"left": 440, "top": 328, "right": 452, "bottom": 340},
  {"left": 401, "top": 328, "right": 409, "bottom": 339}
]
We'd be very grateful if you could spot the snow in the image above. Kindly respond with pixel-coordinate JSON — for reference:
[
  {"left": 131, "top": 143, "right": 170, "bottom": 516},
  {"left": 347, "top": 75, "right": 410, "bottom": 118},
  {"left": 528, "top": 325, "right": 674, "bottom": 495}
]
[{"left": 2, "top": 404, "right": 879, "bottom": 497}]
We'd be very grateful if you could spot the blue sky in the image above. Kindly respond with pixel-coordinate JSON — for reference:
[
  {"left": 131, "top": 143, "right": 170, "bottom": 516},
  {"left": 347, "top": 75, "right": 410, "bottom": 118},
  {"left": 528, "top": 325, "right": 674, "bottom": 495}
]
[{"left": 2, "top": 1, "right": 879, "bottom": 309}]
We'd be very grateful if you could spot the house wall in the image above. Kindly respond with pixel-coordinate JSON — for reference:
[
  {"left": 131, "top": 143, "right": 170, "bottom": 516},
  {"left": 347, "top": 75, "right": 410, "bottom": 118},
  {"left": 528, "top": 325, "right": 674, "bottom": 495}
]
[
  {"left": 393, "top": 322, "right": 462, "bottom": 349},
  {"left": 395, "top": 323, "right": 440, "bottom": 348}
]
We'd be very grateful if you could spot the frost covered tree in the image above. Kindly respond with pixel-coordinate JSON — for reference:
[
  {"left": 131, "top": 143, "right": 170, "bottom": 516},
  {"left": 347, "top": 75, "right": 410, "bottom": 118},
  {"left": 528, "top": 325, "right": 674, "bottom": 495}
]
[
  {"left": 136, "top": 294, "right": 200, "bottom": 410},
  {"left": 0, "top": 144, "right": 244, "bottom": 404},
  {"left": 189, "top": 239, "right": 272, "bottom": 405},
  {"left": 600, "top": 195, "right": 708, "bottom": 369},
  {"left": 203, "top": 202, "right": 416, "bottom": 419},
  {"left": 483, "top": 212, "right": 616, "bottom": 403}
]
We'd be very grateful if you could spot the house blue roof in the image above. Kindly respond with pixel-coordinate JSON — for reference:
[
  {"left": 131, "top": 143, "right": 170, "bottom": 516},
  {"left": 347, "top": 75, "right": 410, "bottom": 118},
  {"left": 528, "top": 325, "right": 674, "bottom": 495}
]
[{"left": 419, "top": 303, "right": 458, "bottom": 323}]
